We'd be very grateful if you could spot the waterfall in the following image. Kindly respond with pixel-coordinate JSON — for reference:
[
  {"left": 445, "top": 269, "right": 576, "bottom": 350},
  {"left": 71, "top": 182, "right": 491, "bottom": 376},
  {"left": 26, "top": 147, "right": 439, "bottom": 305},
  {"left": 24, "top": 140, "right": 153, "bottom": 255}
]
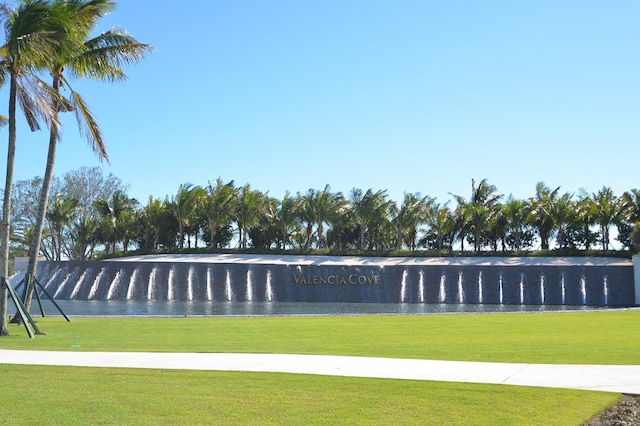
[
  {"left": 603, "top": 276, "right": 609, "bottom": 306},
  {"left": 498, "top": 271, "right": 504, "bottom": 304},
  {"left": 438, "top": 273, "right": 446, "bottom": 303},
  {"left": 418, "top": 270, "right": 425, "bottom": 303},
  {"left": 186, "top": 265, "right": 195, "bottom": 301},
  {"left": 539, "top": 273, "right": 545, "bottom": 305},
  {"left": 126, "top": 267, "right": 139, "bottom": 300},
  {"left": 561, "top": 272, "right": 566, "bottom": 305},
  {"left": 265, "top": 270, "right": 274, "bottom": 302},
  {"left": 67, "top": 268, "right": 90, "bottom": 299},
  {"left": 167, "top": 266, "right": 176, "bottom": 300},
  {"left": 88, "top": 267, "right": 107, "bottom": 299},
  {"left": 519, "top": 273, "right": 525, "bottom": 304},
  {"left": 580, "top": 274, "right": 587, "bottom": 305},
  {"left": 52, "top": 268, "right": 74, "bottom": 298},
  {"left": 44, "top": 269, "right": 64, "bottom": 296},
  {"left": 400, "top": 270, "right": 408, "bottom": 303},
  {"left": 206, "top": 267, "right": 213, "bottom": 301},
  {"left": 457, "top": 271, "right": 464, "bottom": 304},
  {"left": 246, "top": 270, "right": 254, "bottom": 302},
  {"left": 225, "top": 270, "right": 233, "bottom": 301},
  {"left": 106, "top": 269, "right": 123, "bottom": 300},
  {"left": 147, "top": 267, "right": 159, "bottom": 301},
  {"left": 477, "top": 271, "right": 483, "bottom": 304}
]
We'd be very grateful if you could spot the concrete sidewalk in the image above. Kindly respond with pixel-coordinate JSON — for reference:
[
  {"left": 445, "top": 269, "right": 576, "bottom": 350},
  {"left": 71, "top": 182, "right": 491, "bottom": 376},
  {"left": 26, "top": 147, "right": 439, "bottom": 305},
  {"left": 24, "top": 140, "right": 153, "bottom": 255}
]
[{"left": 1, "top": 349, "right": 639, "bottom": 394}]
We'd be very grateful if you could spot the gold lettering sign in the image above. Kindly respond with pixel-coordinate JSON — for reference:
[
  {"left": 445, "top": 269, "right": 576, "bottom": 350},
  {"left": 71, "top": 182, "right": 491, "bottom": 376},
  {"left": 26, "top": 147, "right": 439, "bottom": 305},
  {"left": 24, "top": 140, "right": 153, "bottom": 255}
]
[{"left": 293, "top": 274, "right": 380, "bottom": 285}]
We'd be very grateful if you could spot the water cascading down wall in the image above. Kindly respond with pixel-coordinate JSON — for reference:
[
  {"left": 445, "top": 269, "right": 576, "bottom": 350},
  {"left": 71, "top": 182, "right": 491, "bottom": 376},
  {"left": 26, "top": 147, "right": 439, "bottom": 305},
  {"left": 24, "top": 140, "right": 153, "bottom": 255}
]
[{"left": 34, "top": 255, "right": 637, "bottom": 307}]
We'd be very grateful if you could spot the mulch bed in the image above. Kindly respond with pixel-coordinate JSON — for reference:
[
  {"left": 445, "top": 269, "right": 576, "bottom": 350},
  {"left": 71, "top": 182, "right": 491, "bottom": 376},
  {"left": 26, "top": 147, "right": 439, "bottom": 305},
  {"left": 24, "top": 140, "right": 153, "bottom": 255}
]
[{"left": 585, "top": 395, "right": 640, "bottom": 425}]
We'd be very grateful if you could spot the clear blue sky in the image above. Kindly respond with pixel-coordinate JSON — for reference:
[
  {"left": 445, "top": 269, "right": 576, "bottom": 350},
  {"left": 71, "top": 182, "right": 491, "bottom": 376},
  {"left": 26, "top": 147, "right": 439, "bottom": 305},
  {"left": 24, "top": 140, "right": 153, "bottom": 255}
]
[{"left": 4, "top": 1, "right": 639, "bottom": 205}]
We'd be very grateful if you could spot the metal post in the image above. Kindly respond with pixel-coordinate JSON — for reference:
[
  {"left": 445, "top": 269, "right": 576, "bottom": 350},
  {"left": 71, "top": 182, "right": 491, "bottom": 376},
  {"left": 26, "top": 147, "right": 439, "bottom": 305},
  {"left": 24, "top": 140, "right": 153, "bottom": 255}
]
[
  {"left": 34, "top": 278, "right": 70, "bottom": 322},
  {"left": 4, "top": 278, "right": 36, "bottom": 338}
]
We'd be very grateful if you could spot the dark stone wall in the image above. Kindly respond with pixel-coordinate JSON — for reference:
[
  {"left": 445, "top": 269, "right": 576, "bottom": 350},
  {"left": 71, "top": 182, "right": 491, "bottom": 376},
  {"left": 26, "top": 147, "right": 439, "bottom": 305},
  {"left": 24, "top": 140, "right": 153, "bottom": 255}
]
[{"left": 34, "top": 259, "right": 637, "bottom": 307}]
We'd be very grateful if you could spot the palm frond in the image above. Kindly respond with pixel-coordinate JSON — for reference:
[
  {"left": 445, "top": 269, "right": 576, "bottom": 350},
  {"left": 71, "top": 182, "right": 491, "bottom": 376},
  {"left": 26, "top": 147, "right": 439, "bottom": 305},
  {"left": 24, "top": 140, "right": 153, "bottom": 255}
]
[
  {"left": 71, "top": 28, "right": 153, "bottom": 81},
  {"left": 62, "top": 74, "right": 108, "bottom": 162},
  {"left": 15, "top": 71, "right": 60, "bottom": 131}
]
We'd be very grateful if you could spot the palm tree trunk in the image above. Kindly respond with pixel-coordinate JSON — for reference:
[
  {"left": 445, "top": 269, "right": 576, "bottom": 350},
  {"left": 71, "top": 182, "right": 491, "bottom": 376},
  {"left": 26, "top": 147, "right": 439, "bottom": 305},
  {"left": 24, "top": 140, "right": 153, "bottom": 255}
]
[
  {"left": 21, "top": 77, "right": 61, "bottom": 317},
  {"left": 0, "top": 75, "right": 18, "bottom": 336}
]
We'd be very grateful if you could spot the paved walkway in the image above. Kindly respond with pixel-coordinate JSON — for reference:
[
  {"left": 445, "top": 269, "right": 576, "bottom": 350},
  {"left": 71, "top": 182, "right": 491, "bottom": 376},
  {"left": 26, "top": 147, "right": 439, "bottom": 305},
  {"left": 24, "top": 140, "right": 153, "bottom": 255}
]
[{"left": 1, "top": 349, "right": 639, "bottom": 394}]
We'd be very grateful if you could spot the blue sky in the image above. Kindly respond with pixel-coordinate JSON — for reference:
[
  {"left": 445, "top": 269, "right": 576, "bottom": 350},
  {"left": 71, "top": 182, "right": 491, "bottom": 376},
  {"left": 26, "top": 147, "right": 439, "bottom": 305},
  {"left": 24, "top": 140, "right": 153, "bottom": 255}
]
[{"left": 4, "top": 1, "right": 639, "bottom": 205}]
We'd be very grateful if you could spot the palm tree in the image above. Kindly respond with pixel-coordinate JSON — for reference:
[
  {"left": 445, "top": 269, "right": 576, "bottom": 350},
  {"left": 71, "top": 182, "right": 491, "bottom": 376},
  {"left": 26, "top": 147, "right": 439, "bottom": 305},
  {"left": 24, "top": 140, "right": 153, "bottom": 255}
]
[
  {"left": 170, "top": 184, "right": 204, "bottom": 249},
  {"left": 273, "top": 191, "right": 299, "bottom": 250},
  {"left": 46, "top": 193, "right": 79, "bottom": 260},
  {"left": 553, "top": 193, "right": 575, "bottom": 250},
  {"left": 235, "top": 184, "right": 265, "bottom": 249},
  {"left": 451, "top": 179, "right": 502, "bottom": 251},
  {"left": 350, "top": 188, "right": 392, "bottom": 250},
  {"left": 589, "top": 187, "right": 625, "bottom": 250},
  {"left": 528, "top": 182, "right": 561, "bottom": 250},
  {"left": 203, "top": 178, "right": 236, "bottom": 248},
  {"left": 393, "top": 193, "right": 431, "bottom": 250},
  {"left": 23, "top": 0, "right": 151, "bottom": 303},
  {"left": 296, "top": 188, "right": 318, "bottom": 250},
  {"left": 93, "top": 190, "right": 137, "bottom": 254},
  {"left": 1, "top": 0, "right": 74, "bottom": 336},
  {"left": 502, "top": 197, "right": 531, "bottom": 250},
  {"left": 424, "top": 202, "right": 455, "bottom": 250}
]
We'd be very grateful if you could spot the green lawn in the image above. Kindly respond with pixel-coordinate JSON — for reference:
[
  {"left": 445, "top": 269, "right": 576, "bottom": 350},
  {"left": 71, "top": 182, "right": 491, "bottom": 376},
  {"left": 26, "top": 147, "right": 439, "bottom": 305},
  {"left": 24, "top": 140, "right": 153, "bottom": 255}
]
[{"left": 1, "top": 310, "right": 638, "bottom": 424}]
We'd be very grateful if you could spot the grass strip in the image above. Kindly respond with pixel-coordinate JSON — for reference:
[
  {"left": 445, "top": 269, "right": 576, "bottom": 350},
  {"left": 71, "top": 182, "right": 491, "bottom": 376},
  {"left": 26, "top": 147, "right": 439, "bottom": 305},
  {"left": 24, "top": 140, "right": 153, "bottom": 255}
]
[
  {"left": 0, "top": 364, "right": 619, "bottom": 425},
  {"left": 1, "top": 310, "right": 639, "bottom": 365}
]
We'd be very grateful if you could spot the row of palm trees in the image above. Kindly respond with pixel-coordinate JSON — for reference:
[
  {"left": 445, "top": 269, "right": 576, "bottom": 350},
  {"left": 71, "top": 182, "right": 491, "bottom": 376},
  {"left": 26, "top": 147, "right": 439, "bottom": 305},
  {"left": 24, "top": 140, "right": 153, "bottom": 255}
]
[
  {"left": 0, "top": 1, "right": 151, "bottom": 336},
  {"left": 24, "top": 178, "right": 640, "bottom": 261}
]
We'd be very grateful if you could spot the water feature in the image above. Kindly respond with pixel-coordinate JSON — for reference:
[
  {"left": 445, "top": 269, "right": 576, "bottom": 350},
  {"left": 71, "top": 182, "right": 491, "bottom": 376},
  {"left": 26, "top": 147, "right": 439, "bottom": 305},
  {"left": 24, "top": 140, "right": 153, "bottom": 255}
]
[
  {"left": 186, "top": 265, "right": 195, "bottom": 301},
  {"left": 147, "top": 267, "right": 158, "bottom": 301},
  {"left": 457, "top": 271, "right": 464, "bottom": 304},
  {"left": 438, "top": 273, "right": 446, "bottom": 303},
  {"left": 418, "top": 270, "right": 425, "bottom": 303},
  {"left": 400, "top": 270, "right": 408, "bottom": 303},
  {"left": 265, "top": 270, "right": 274, "bottom": 302},
  {"left": 127, "top": 268, "right": 139, "bottom": 300},
  {"left": 206, "top": 267, "right": 213, "bottom": 301},
  {"left": 167, "top": 266, "right": 176, "bottom": 300},
  {"left": 106, "top": 269, "right": 123, "bottom": 300},
  {"left": 26, "top": 256, "right": 635, "bottom": 308},
  {"left": 246, "top": 270, "right": 254, "bottom": 302}
]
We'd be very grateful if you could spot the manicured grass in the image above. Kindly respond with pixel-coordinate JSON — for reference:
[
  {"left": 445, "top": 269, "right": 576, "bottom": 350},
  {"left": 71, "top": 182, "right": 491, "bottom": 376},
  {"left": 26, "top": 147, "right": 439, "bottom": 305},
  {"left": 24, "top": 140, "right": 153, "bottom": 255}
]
[
  {"left": 1, "top": 310, "right": 639, "bottom": 365},
  {"left": 1, "top": 310, "right": 637, "bottom": 424},
  {"left": 0, "top": 365, "right": 618, "bottom": 425}
]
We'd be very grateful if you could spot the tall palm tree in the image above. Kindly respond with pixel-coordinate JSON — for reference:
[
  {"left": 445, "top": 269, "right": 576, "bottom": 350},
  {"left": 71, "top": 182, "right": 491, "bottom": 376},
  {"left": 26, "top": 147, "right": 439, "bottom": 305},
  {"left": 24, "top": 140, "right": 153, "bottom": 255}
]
[
  {"left": 1, "top": 0, "right": 74, "bottom": 336},
  {"left": 528, "top": 182, "right": 561, "bottom": 250},
  {"left": 23, "top": 0, "right": 152, "bottom": 310},
  {"left": 170, "top": 184, "right": 204, "bottom": 249},
  {"left": 451, "top": 179, "right": 502, "bottom": 251},
  {"left": 235, "top": 184, "right": 265, "bottom": 249},
  {"left": 393, "top": 193, "right": 431, "bottom": 250},
  {"left": 589, "top": 186, "right": 625, "bottom": 250},
  {"left": 502, "top": 197, "right": 531, "bottom": 250},
  {"left": 203, "top": 178, "right": 236, "bottom": 248},
  {"left": 273, "top": 191, "right": 299, "bottom": 250},
  {"left": 350, "top": 188, "right": 391, "bottom": 250},
  {"left": 425, "top": 202, "right": 455, "bottom": 250},
  {"left": 93, "top": 190, "right": 137, "bottom": 254}
]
